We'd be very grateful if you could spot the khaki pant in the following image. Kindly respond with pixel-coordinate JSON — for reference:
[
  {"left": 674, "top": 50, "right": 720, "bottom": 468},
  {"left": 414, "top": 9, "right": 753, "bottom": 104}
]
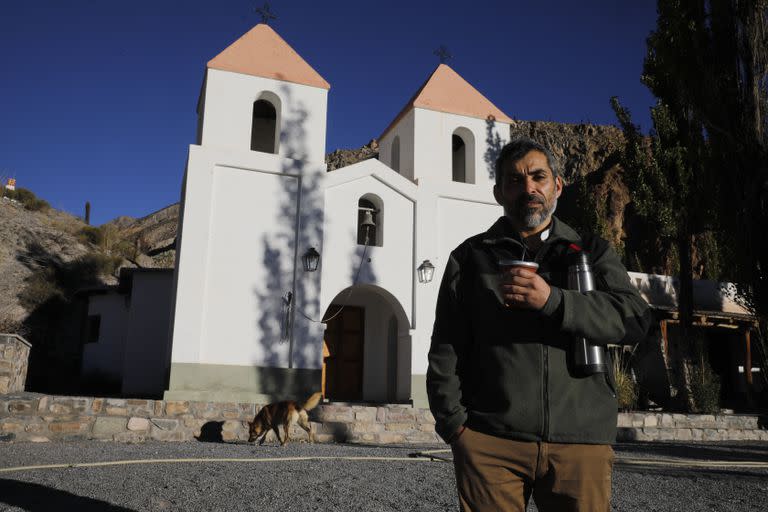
[{"left": 451, "top": 427, "right": 614, "bottom": 512}]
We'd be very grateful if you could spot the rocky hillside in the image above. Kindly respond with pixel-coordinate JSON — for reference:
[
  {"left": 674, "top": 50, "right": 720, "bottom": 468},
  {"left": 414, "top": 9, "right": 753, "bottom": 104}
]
[
  {"left": 326, "top": 139, "right": 379, "bottom": 171},
  {"left": 103, "top": 204, "right": 179, "bottom": 269},
  {"left": 509, "top": 121, "right": 631, "bottom": 258},
  {"left": 0, "top": 197, "right": 101, "bottom": 327}
]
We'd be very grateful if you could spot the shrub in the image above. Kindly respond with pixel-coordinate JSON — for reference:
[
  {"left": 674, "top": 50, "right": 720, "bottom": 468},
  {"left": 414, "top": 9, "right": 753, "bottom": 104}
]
[
  {"left": 18, "top": 270, "right": 62, "bottom": 310},
  {"left": 689, "top": 363, "right": 721, "bottom": 414},
  {"left": 78, "top": 225, "right": 135, "bottom": 263},
  {"left": 612, "top": 349, "right": 638, "bottom": 411},
  {"left": 112, "top": 239, "right": 137, "bottom": 261},
  {"left": 78, "top": 226, "right": 105, "bottom": 246},
  {"left": 5, "top": 187, "right": 49, "bottom": 211},
  {"left": 0, "top": 311, "right": 24, "bottom": 335}
]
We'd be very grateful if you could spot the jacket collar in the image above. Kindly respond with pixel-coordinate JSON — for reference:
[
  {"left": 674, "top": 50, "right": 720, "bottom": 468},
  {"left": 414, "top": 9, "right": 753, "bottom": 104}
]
[{"left": 482, "top": 215, "right": 581, "bottom": 246}]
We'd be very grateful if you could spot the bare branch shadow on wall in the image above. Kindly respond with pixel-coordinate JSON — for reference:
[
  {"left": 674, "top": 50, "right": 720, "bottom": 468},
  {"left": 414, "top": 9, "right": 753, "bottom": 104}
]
[
  {"left": 351, "top": 241, "right": 377, "bottom": 286},
  {"left": 251, "top": 85, "right": 330, "bottom": 399},
  {"left": 483, "top": 115, "right": 504, "bottom": 181}
]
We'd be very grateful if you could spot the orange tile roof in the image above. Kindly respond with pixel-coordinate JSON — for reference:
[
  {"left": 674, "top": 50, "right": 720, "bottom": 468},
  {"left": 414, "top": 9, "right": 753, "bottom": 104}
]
[
  {"left": 380, "top": 64, "right": 512, "bottom": 140},
  {"left": 207, "top": 24, "right": 330, "bottom": 90}
]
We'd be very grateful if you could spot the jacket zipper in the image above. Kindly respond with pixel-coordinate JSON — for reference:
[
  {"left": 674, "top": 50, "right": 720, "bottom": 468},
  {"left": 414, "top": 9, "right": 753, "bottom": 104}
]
[
  {"left": 535, "top": 245, "right": 550, "bottom": 441},
  {"left": 543, "top": 345, "right": 549, "bottom": 439}
]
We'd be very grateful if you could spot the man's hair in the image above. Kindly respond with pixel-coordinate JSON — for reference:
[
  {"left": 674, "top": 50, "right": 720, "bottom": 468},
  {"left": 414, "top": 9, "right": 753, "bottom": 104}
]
[{"left": 494, "top": 138, "right": 560, "bottom": 187}]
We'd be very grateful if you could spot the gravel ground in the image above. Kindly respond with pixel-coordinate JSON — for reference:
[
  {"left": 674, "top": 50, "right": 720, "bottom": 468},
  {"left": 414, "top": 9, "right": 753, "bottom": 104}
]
[{"left": 1, "top": 440, "right": 767, "bottom": 511}]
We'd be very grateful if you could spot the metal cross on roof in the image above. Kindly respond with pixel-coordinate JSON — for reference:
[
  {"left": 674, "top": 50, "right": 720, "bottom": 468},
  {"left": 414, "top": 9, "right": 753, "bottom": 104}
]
[
  {"left": 255, "top": 2, "right": 277, "bottom": 24},
  {"left": 434, "top": 45, "right": 452, "bottom": 64}
]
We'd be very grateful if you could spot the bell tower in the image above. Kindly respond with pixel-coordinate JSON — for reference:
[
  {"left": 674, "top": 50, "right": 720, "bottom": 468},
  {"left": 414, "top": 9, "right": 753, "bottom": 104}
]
[
  {"left": 166, "top": 24, "right": 331, "bottom": 403},
  {"left": 196, "top": 23, "right": 330, "bottom": 163},
  {"left": 378, "top": 64, "right": 511, "bottom": 188}
]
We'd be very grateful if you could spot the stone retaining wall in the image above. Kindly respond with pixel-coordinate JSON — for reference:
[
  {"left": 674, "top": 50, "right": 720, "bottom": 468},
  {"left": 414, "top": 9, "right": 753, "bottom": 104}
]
[
  {"left": 0, "top": 394, "right": 440, "bottom": 444},
  {"left": 617, "top": 412, "right": 768, "bottom": 442},
  {"left": 0, "top": 335, "right": 31, "bottom": 394},
  {"left": 1, "top": 393, "right": 766, "bottom": 444}
]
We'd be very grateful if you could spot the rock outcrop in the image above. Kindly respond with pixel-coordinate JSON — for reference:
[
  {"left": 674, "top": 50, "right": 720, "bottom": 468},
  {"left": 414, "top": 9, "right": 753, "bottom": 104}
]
[{"left": 326, "top": 139, "right": 379, "bottom": 171}]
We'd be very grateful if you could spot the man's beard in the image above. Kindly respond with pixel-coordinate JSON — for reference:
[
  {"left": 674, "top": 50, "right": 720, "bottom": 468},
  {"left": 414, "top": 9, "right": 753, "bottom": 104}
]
[{"left": 505, "top": 194, "right": 558, "bottom": 230}]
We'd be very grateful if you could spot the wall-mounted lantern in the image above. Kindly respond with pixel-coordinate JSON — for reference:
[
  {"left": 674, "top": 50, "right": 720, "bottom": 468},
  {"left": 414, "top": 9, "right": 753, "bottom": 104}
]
[
  {"left": 417, "top": 259, "right": 435, "bottom": 284},
  {"left": 302, "top": 247, "right": 320, "bottom": 272}
]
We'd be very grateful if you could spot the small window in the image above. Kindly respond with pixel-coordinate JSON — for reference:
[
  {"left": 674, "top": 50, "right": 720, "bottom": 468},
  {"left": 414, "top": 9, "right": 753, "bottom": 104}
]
[
  {"left": 86, "top": 315, "right": 101, "bottom": 344},
  {"left": 391, "top": 136, "right": 401, "bottom": 173},
  {"left": 452, "top": 134, "right": 466, "bottom": 182},
  {"left": 451, "top": 128, "right": 475, "bottom": 183},
  {"left": 251, "top": 99, "right": 277, "bottom": 153},
  {"left": 357, "top": 195, "right": 383, "bottom": 247}
]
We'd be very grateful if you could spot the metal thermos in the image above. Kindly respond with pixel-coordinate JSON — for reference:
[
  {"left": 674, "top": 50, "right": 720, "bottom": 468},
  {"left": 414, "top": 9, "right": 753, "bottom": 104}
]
[{"left": 567, "top": 250, "right": 608, "bottom": 376}]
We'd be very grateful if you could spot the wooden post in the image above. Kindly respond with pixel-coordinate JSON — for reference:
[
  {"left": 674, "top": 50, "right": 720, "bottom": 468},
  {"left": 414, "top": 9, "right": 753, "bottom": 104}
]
[
  {"left": 321, "top": 339, "right": 330, "bottom": 398},
  {"left": 660, "top": 319, "right": 669, "bottom": 362},
  {"left": 745, "top": 329, "right": 752, "bottom": 386}
]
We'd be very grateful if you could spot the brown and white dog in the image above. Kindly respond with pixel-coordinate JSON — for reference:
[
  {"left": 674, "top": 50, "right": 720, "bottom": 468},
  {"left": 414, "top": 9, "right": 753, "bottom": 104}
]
[{"left": 248, "top": 392, "right": 322, "bottom": 446}]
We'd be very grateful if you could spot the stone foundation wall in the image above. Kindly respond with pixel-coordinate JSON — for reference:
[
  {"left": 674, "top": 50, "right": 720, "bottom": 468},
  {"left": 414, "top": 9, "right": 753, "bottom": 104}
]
[
  {"left": 0, "top": 334, "right": 31, "bottom": 394},
  {"left": 617, "top": 412, "right": 768, "bottom": 442},
  {"left": 1, "top": 393, "right": 766, "bottom": 444},
  {"left": 0, "top": 394, "right": 440, "bottom": 444}
]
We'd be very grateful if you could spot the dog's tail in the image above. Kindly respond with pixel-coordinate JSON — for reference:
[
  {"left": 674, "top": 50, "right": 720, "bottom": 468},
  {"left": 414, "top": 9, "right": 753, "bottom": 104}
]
[{"left": 302, "top": 391, "right": 323, "bottom": 411}]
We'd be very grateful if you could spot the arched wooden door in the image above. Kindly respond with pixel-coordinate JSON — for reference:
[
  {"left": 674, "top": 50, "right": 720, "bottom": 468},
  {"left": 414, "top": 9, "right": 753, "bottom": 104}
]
[{"left": 322, "top": 305, "right": 364, "bottom": 401}]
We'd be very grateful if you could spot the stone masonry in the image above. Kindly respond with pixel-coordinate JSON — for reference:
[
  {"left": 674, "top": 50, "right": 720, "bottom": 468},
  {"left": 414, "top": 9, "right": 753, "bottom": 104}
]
[
  {"left": 1, "top": 392, "right": 766, "bottom": 444},
  {"left": 0, "top": 393, "right": 440, "bottom": 444},
  {"left": 0, "top": 334, "right": 31, "bottom": 394}
]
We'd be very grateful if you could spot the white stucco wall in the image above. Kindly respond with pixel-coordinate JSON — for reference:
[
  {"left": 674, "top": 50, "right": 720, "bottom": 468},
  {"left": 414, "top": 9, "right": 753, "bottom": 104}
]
[
  {"left": 378, "top": 110, "right": 416, "bottom": 180},
  {"left": 412, "top": 108, "right": 508, "bottom": 188},
  {"left": 121, "top": 271, "right": 174, "bottom": 397},
  {"left": 200, "top": 69, "right": 328, "bottom": 164},
  {"left": 81, "top": 294, "right": 128, "bottom": 383},
  {"left": 410, "top": 180, "right": 503, "bottom": 376},
  {"left": 320, "top": 159, "right": 417, "bottom": 321},
  {"left": 169, "top": 145, "right": 326, "bottom": 371}
]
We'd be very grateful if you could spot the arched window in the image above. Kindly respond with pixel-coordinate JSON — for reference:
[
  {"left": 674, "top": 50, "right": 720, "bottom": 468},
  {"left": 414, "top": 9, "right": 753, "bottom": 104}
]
[
  {"left": 451, "top": 128, "right": 475, "bottom": 183},
  {"left": 391, "top": 136, "right": 401, "bottom": 173},
  {"left": 452, "top": 134, "right": 466, "bottom": 182},
  {"left": 357, "top": 194, "right": 383, "bottom": 247},
  {"left": 251, "top": 98, "right": 278, "bottom": 153}
]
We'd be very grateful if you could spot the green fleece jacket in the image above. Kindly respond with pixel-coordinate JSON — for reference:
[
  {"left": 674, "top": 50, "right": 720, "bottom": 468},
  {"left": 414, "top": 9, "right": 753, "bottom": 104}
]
[{"left": 426, "top": 216, "right": 651, "bottom": 444}]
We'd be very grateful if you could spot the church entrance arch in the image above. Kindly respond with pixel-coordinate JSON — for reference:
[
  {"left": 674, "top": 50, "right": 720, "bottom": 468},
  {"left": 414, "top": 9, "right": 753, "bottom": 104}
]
[{"left": 322, "top": 285, "right": 411, "bottom": 403}]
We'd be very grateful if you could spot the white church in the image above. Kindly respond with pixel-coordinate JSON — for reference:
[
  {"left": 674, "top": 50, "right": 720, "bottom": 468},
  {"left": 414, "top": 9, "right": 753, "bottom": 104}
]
[
  {"left": 160, "top": 23, "right": 511, "bottom": 407},
  {"left": 80, "top": 23, "right": 759, "bottom": 408}
]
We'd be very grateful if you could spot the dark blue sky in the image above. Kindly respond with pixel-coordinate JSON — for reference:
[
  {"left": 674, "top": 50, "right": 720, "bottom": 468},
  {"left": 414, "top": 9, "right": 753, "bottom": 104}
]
[{"left": 1, "top": 1, "right": 658, "bottom": 225}]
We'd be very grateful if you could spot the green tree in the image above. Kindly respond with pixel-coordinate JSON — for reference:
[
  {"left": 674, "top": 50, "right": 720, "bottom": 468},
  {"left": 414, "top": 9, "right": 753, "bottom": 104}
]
[
  {"left": 627, "top": 0, "right": 768, "bottom": 407},
  {"left": 644, "top": 0, "right": 768, "bottom": 303}
]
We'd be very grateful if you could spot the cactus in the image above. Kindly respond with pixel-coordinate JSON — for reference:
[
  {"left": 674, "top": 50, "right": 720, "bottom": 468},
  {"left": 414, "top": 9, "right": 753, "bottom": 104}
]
[{"left": 85, "top": 201, "right": 91, "bottom": 225}]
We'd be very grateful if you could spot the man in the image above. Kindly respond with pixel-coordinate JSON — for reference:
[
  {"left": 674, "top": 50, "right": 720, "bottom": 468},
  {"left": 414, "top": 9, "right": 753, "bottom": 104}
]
[{"left": 427, "top": 138, "right": 650, "bottom": 511}]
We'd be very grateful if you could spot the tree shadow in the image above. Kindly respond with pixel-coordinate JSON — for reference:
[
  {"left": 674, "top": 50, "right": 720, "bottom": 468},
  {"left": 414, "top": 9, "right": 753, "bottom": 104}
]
[
  {"left": 195, "top": 421, "right": 224, "bottom": 443},
  {"left": 0, "top": 479, "right": 135, "bottom": 511},
  {"left": 351, "top": 243, "right": 376, "bottom": 285},
  {"left": 251, "top": 85, "right": 327, "bottom": 400},
  {"left": 483, "top": 115, "right": 504, "bottom": 181},
  {"left": 15, "top": 240, "right": 115, "bottom": 395},
  {"left": 616, "top": 440, "right": 768, "bottom": 462}
]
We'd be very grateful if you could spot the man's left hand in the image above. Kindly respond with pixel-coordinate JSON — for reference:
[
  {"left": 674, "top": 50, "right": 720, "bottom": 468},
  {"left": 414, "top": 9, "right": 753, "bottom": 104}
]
[{"left": 501, "top": 268, "right": 551, "bottom": 310}]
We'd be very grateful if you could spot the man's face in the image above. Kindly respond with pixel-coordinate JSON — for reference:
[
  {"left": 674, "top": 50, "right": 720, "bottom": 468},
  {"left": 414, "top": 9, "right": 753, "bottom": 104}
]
[{"left": 493, "top": 150, "right": 563, "bottom": 231}]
